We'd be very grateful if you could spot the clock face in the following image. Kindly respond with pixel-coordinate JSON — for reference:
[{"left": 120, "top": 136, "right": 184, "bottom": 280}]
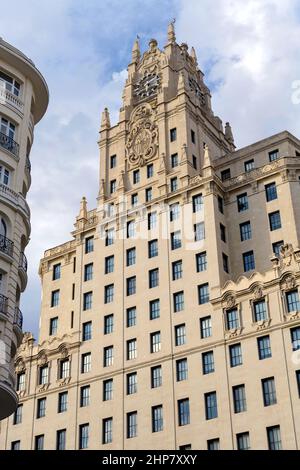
[
  {"left": 189, "top": 77, "right": 205, "bottom": 105},
  {"left": 134, "top": 73, "right": 160, "bottom": 100}
]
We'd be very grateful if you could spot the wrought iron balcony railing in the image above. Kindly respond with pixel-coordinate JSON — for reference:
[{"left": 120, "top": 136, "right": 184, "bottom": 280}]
[
  {"left": 14, "top": 307, "right": 23, "bottom": 329},
  {"left": 0, "top": 294, "right": 8, "bottom": 314},
  {"left": 0, "top": 131, "right": 19, "bottom": 157},
  {"left": 19, "top": 252, "right": 28, "bottom": 272},
  {"left": 25, "top": 156, "right": 31, "bottom": 173},
  {"left": 0, "top": 234, "right": 14, "bottom": 257}
]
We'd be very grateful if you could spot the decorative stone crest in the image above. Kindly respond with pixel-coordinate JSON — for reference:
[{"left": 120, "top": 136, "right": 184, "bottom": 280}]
[
  {"left": 255, "top": 319, "right": 271, "bottom": 331},
  {"left": 252, "top": 285, "right": 264, "bottom": 300},
  {"left": 126, "top": 103, "right": 158, "bottom": 168},
  {"left": 280, "top": 273, "right": 296, "bottom": 291},
  {"left": 15, "top": 358, "right": 25, "bottom": 373},
  {"left": 279, "top": 243, "right": 294, "bottom": 267},
  {"left": 222, "top": 292, "right": 236, "bottom": 309},
  {"left": 37, "top": 351, "right": 48, "bottom": 366}
]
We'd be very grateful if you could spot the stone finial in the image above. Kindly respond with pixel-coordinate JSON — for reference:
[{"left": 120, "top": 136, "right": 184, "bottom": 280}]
[
  {"left": 178, "top": 71, "right": 186, "bottom": 92},
  {"left": 101, "top": 107, "right": 111, "bottom": 130},
  {"left": 167, "top": 19, "right": 176, "bottom": 44},
  {"left": 203, "top": 143, "right": 212, "bottom": 168},
  {"left": 78, "top": 196, "right": 87, "bottom": 220},
  {"left": 225, "top": 122, "right": 234, "bottom": 144},
  {"left": 132, "top": 36, "right": 141, "bottom": 62},
  {"left": 190, "top": 46, "right": 198, "bottom": 66}
]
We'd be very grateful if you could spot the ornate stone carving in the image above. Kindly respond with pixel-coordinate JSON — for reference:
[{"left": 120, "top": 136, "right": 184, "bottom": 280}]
[
  {"left": 222, "top": 293, "right": 236, "bottom": 309},
  {"left": 37, "top": 352, "right": 48, "bottom": 366},
  {"left": 15, "top": 358, "right": 25, "bottom": 373},
  {"left": 279, "top": 243, "right": 294, "bottom": 267},
  {"left": 126, "top": 103, "right": 158, "bottom": 168},
  {"left": 58, "top": 377, "right": 71, "bottom": 387},
  {"left": 225, "top": 327, "right": 243, "bottom": 338},
  {"left": 255, "top": 319, "right": 271, "bottom": 331},
  {"left": 287, "top": 311, "right": 300, "bottom": 321},
  {"left": 38, "top": 383, "right": 50, "bottom": 393},
  {"left": 252, "top": 285, "right": 264, "bottom": 300},
  {"left": 280, "top": 273, "right": 296, "bottom": 291}
]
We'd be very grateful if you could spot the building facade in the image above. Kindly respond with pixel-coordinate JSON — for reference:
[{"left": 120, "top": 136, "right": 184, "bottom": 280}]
[
  {"left": 0, "top": 39, "right": 48, "bottom": 420},
  {"left": 1, "top": 24, "right": 300, "bottom": 450}
]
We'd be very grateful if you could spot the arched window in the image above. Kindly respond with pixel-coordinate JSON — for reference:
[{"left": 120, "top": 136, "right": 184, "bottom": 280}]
[{"left": 0, "top": 218, "right": 7, "bottom": 237}]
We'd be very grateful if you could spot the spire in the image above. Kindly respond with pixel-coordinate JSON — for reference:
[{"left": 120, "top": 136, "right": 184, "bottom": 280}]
[
  {"left": 132, "top": 36, "right": 140, "bottom": 63},
  {"left": 190, "top": 47, "right": 198, "bottom": 67},
  {"left": 167, "top": 19, "right": 176, "bottom": 44},
  {"left": 225, "top": 122, "right": 234, "bottom": 145},
  {"left": 78, "top": 196, "right": 87, "bottom": 220},
  {"left": 101, "top": 107, "right": 111, "bottom": 130}
]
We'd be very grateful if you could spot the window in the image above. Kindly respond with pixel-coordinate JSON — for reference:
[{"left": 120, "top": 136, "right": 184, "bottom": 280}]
[
  {"left": 84, "top": 263, "right": 93, "bottom": 281},
  {"left": 170, "top": 128, "right": 177, "bottom": 142},
  {"left": 80, "top": 386, "right": 90, "bottom": 407},
  {"left": 172, "top": 260, "right": 182, "bottom": 280},
  {"left": 175, "top": 324, "right": 186, "bottom": 346},
  {"left": 233, "top": 385, "right": 246, "bottom": 413},
  {"left": 273, "top": 241, "right": 284, "bottom": 257},
  {"left": 127, "top": 307, "right": 136, "bottom": 327},
  {"left": 11, "top": 440, "right": 21, "bottom": 450},
  {"left": 49, "top": 317, "right": 58, "bottom": 336},
  {"left": 82, "top": 321, "right": 92, "bottom": 341},
  {"left": 193, "top": 155, "right": 197, "bottom": 169},
  {"left": 207, "top": 439, "right": 220, "bottom": 450},
  {"left": 127, "top": 220, "right": 136, "bottom": 238},
  {"left": 105, "top": 256, "right": 114, "bottom": 274},
  {"left": 198, "top": 283, "right": 209, "bottom": 304},
  {"left": 202, "top": 351, "right": 214, "bottom": 375},
  {"left": 223, "top": 253, "right": 229, "bottom": 273},
  {"left": 56, "top": 429, "right": 66, "bottom": 451},
  {"left": 127, "top": 372, "right": 137, "bottom": 394},
  {"left": 145, "top": 187, "right": 152, "bottom": 202},
  {"left": 267, "top": 426, "right": 282, "bottom": 450},
  {"left": 126, "top": 247, "right": 136, "bottom": 266},
  {"left": 192, "top": 194, "right": 203, "bottom": 213},
  {"left": 133, "top": 169, "right": 140, "bottom": 184},
  {"left": 174, "top": 291, "right": 184, "bottom": 312},
  {"left": 265, "top": 182, "right": 277, "bottom": 202},
  {"left": 226, "top": 308, "right": 240, "bottom": 330},
  {"left": 171, "top": 231, "right": 181, "bottom": 250},
  {"left": 13, "top": 405, "right": 23, "bottom": 425},
  {"left": 72, "top": 283, "right": 75, "bottom": 300},
  {"left": 103, "top": 379, "right": 113, "bottom": 401},
  {"left": 178, "top": 399, "right": 190, "bottom": 426},
  {"left": 106, "top": 203, "right": 114, "bottom": 217},
  {"left": 127, "top": 276, "right": 136, "bottom": 295},
  {"left": 194, "top": 222, "right": 205, "bottom": 241},
  {"left": 59, "top": 359, "right": 70, "bottom": 379},
  {"left": 220, "top": 224, "right": 226, "bottom": 242},
  {"left": 148, "top": 212, "right": 157, "bottom": 230},
  {"left": 85, "top": 236, "right": 94, "bottom": 253},
  {"left": 237, "top": 432, "right": 250, "bottom": 450},
  {"left": 83, "top": 291, "right": 92, "bottom": 310},
  {"left": 269, "top": 149, "right": 279, "bottom": 162},
  {"left": 262, "top": 377, "right": 277, "bottom": 407},
  {"left": 240, "top": 221, "right": 252, "bottom": 241},
  {"left": 244, "top": 159, "right": 254, "bottom": 172},
  {"left": 170, "top": 177, "right": 178, "bottom": 192},
  {"left": 221, "top": 169, "right": 231, "bottom": 181},
  {"left": 176, "top": 358, "right": 188, "bottom": 382},
  {"left": 179, "top": 444, "right": 192, "bottom": 450},
  {"left": 0, "top": 117, "right": 15, "bottom": 141},
  {"left": 191, "top": 129, "right": 196, "bottom": 144},
  {"left": 53, "top": 263, "right": 61, "bottom": 280},
  {"left": 105, "top": 228, "right": 114, "bottom": 246},
  {"left": 253, "top": 300, "right": 267, "bottom": 322},
  {"left": 110, "top": 179, "right": 116, "bottom": 194},
  {"left": 104, "top": 346, "right": 114, "bottom": 367},
  {"left": 229, "top": 343, "right": 242, "bottom": 367},
  {"left": 171, "top": 153, "right": 178, "bottom": 168},
  {"left": 58, "top": 392, "right": 68, "bottom": 413},
  {"left": 127, "top": 339, "right": 137, "bottom": 360},
  {"left": 110, "top": 154, "right": 116, "bottom": 168},
  {"left": 269, "top": 211, "right": 281, "bottom": 231},
  {"left": 218, "top": 196, "right": 224, "bottom": 214},
  {"left": 51, "top": 289, "right": 60, "bottom": 307},
  {"left": 258, "top": 335, "right": 272, "bottom": 360},
  {"left": 296, "top": 370, "right": 300, "bottom": 397},
  {"left": 200, "top": 316, "right": 212, "bottom": 338},
  {"left": 39, "top": 365, "right": 49, "bottom": 385},
  {"left": 0, "top": 71, "right": 21, "bottom": 96},
  {"left": 127, "top": 412, "right": 137, "bottom": 439},
  {"left": 102, "top": 418, "right": 113, "bottom": 444},
  {"left": 0, "top": 166, "right": 10, "bottom": 186},
  {"left": 148, "top": 239, "right": 158, "bottom": 258},
  {"left": 152, "top": 405, "right": 163, "bottom": 433},
  {"left": 79, "top": 424, "right": 89, "bottom": 449},
  {"left": 243, "top": 251, "right": 255, "bottom": 272},
  {"left": 35, "top": 435, "right": 44, "bottom": 451},
  {"left": 151, "top": 365, "right": 162, "bottom": 388},
  {"left": 237, "top": 193, "right": 248, "bottom": 212},
  {"left": 147, "top": 163, "right": 154, "bottom": 178},
  {"left": 170, "top": 202, "right": 180, "bottom": 221},
  {"left": 104, "top": 284, "right": 114, "bottom": 304},
  {"left": 150, "top": 331, "right": 161, "bottom": 353},
  {"left": 205, "top": 392, "right": 218, "bottom": 420},
  {"left": 104, "top": 314, "right": 114, "bottom": 334},
  {"left": 150, "top": 299, "right": 160, "bottom": 320},
  {"left": 291, "top": 327, "right": 300, "bottom": 351},
  {"left": 196, "top": 252, "right": 207, "bottom": 272},
  {"left": 149, "top": 269, "right": 159, "bottom": 288},
  {"left": 81, "top": 353, "right": 91, "bottom": 373},
  {"left": 286, "top": 290, "right": 300, "bottom": 312}
]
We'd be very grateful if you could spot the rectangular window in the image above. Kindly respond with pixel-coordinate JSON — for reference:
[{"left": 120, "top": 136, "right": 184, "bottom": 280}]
[
  {"left": 194, "top": 222, "right": 205, "bottom": 241},
  {"left": 258, "top": 335, "right": 272, "bottom": 360},
  {"left": 105, "top": 228, "right": 114, "bottom": 246},
  {"left": 49, "top": 317, "right": 58, "bottom": 336},
  {"left": 226, "top": 308, "right": 240, "bottom": 330},
  {"left": 104, "top": 314, "right": 114, "bottom": 334},
  {"left": 131, "top": 193, "right": 138, "bottom": 207},
  {"left": 35, "top": 435, "right": 44, "bottom": 451},
  {"left": 85, "top": 236, "right": 94, "bottom": 254},
  {"left": 269, "top": 149, "right": 279, "bottom": 162},
  {"left": 171, "top": 153, "right": 178, "bottom": 168},
  {"left": 237, "top": 432, "right": 250, "bottom": 450},
  {"left": 218, "top": 196, "right": 224, "bottom": 214},
  {"left": 265, "top": 182, "right": 278, "bottom": 202},
  {"left": 81, "top": 353, "right": 91, "bottom": 373},
  {"left": 229, "top": 343, "right": 242, "bottom": 367},
  {"left": 104, "top": 284, "right": 114, "bottom": 304},
  {"left": 0, "top": 70, "right": 21, "bottom": 96},
  {"left": 172, "top": 260, "right": 182, "bottom": 280},
  {"left": 151, "top": 365, "right": 162, "bottom": 388},
  {"left": 103, "top": 379, "right": 113, "bottom": 401},
  {"left": 296, "top": 370, "right": 300, "bottom": 397},
  {"left": 267, "top": 426, "right": 282, "bottom": 450},
  {"left": 39, "top": 365, "right": 49, "bottom": 385},
  {"left": 102, "top": 418, "right": 113, "bottom": 444},
  {"left": 127, "top": 412, "right": 137, "bottom": 439},
  {"left": 170, "top": 202, "right": 180, "bottom": 221},
  {"left": 147, "top": 163, "right": 154, "bottom": 178},
  {"left": 104, "top": 346, "right": 114, "bottom": 367},
  {"left": 193, "top": 155, "right": 197, "bottom": 169},
  {"left": 58, "top": 392, "right": 68, "bottom": 413},
  {"left": 233, "top": 385, "right": 246, "bottom": 413},
  {"left": 273, "top": 241, "right": 284, "bottom": 257},
  {"left": 175, "top": 324, "right": 186, "bottom": 346},
  {"left": 133, "top": 169, "right": 140, "bottom": 184},
  {"left": 205, "top": 392, "right": 218, "bottom": 420},
  {"left": 171, "top": 231, "right": 181, "bottom": 250},
  {"left": 13, "top": 405, "right": 22, "bottom": 425},
  {"left": 105, "top": 256, "right": 114, "bottom": 274},
  {"left": 240, "top": 221, "right": 252, "bottom": 241},
  {"left": 200, "top": 316, "right": 212, "bottom": 338},
  {"left": 237, "top": 193, "right": 248, "bottom": 212},
  {"left": 152, "top": 405, "right": 163, "bottom": 433},
  {"left": 150, "top": 331, "right": 161, "bottom": 353},
  {"left": 269, "top": 211, "right": 281, "bottom": 231},
  {"left": 207, "top": 439, "right": 220, "bottom": 451},
  {"left": 202, "top": 351, "right": 214, "bottom": 375},
  {"left": 262, "top": 377, "right": 277, "bottom": 406},
  {"left": 127, "top": 220, "right": 136, "bottom": 239},
  {"left": 59, "top": 359, "right": 70, "bottom": 379},
  {"left": 191, "top": 129, "right": 196, "bottom": 144},
  {"left": 196, "top": 252, "right": 207, "bottom": 272},
  {"left": 126, "top": 247, "right": 136, "bottom": 266},
  {"left": 253, "top": 300, "right": 267, "bottom": 321},
  {"left": 127, "top": 276, "right": 136, "bottom": 295},
  {"left": 84, "top": 262, "right": 93, "bottom": 281},
  {"left": 127, "top": 307, "right": 137, "bottom": 327},
  {"left": 82, "top": 321, "right": 92, "bottom": 341},
  {"left": 56, "top": 429, "right": 66, "bottom": 451},
  {"left": 223, "top": 253, "right": 229, "bottom": 273},
  {"left": 80, "top": 386, "right": 90, "bottom": 407},
  {"left": 150, "top": 299, "right": 160, "bottom": 320},
  {"left": 53, "top": 263, "right": 61, "bottom": 280},
  {"left": 198, "top": 283, "right": 209, "bottom": 304},
  {"left": 11, "top": 441, "right": 21, "bottom": 451},
  {"left": 83, "top": 291, "right": 92, "bottom": 310},
  {"left": 178, "top": 399, "right": 190, "bottom": 426},
  {"left": 291, "top": 327, "right": 300, "bottom": 351},
  {"left": 148, "top": 239, "right": 158, "bottom": 258},
  {"left": 51, "top": 290, "right": 60, "bottom": 307},
  {"left": 145, "top": 187, "right": 152, "bottom": 202},
  {"left": 110, "top": 154, "right": 117, "bottom": 168},
  {"left": 174, "top": 291, "right": 184, "bottom": 312},
  {"left": 110, "top": 179, "right": 116, "bottom": 194},
  {"left": 127, "top": 372, "right": 137, "bottom": 395},
  {"left": 127, "top": 339, "right": 137, "bottom": 360},
  {"left": 17, "top": 372, "right": 25, "bottom": 391},
  {"left": 148, "top": 212, "right": 157, "bottom": 230},
  {"left": 149, "top": 269, "right": 159, "bottom": 288},
  {"left": 170, "top": 128, "right": 177, "bottom": 142},
  {"left": 221, "top": 169, "right": 231, "bottom": 181},
  {"left": 176, "top": 358, "right": 188, "bottom": 382},
  {"left": 170, "top": 177, "right": 178, "bottom": 192},
  {"left": 192, "top": 194, "right": 203, "bottom": 213},
  {"left": 220, "top": 223, "right": 226, "bottom": 242},
  {"left": 244, "top": 159, "right": 254, "bottom": 172},
  {"left": 286, "top": 290, "right": 300, "bottom": 313},
  {"left": 243, "top": 250, "right": 255, "bottom": 272}
]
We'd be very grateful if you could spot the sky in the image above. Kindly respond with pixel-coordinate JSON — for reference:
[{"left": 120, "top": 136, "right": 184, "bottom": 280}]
[{"left": 1, "top": 0, "right": 300, "bottom": 337}]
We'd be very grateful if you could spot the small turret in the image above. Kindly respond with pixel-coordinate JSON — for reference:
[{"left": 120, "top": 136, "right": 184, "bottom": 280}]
[
  {"left": 101, "top": 107, "right": 111, "bottom": 130},
  {"left": 132, "top": 36, "right": 140, "bottom": 63},
  {"left": 225, "top": 122, "right": 234, "bottom": 145},
  {"left": 190, "top": 47, "right": 198, "bottom": 67},
  {"left": 78, "top": 196, "right": 87, "bottom": 221},
  {"left": 167, "top": 19, "right": 176, "bottom": 45}
]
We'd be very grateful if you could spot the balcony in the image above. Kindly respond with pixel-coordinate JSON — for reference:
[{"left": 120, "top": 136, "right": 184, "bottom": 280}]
[
  {"left": 0, "top": 87, "right": 24, "bottom": 113},
  {"left": 0, "top": 131, "right": 19, "bottom": 157},
  {"left": 19, "top": 252, "right": 28, "bottom": 272},
  {"left": 14, "top": 307, "right": 23, "bottom": 329},
  {"left": 0, "top": 184, "right": 30, "bottom": 220},
  {"left": 0, "top": 234, "right": 14, "bottom": 258},
  {"left": 25, "top": 156, "right": 31, "bottom": 173},
  {"left": 0, "top": 294, "right": 8, "bottom": 314}
]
